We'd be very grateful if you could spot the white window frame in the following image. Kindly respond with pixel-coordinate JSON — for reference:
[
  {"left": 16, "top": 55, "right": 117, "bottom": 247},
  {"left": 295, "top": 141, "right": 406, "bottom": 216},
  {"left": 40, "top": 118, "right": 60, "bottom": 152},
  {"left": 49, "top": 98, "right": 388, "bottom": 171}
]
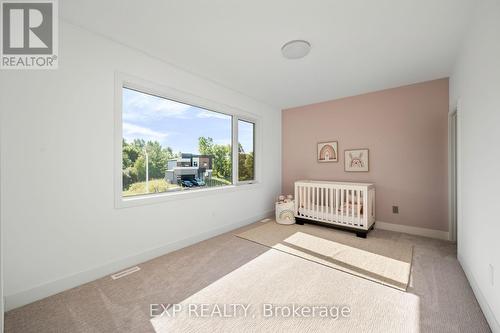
[
  {"left": 235, "top": 118, "right": 257, "bottom": 184},
  {"left": 114, "top": 73, "right": 262, "bottom": 208}
]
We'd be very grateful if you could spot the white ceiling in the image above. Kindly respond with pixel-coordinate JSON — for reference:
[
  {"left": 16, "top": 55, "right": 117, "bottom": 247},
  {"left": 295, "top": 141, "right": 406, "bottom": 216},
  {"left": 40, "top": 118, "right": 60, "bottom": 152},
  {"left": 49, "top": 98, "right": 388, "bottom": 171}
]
[{"left": 61, "top": 0, "right": 477, "bottom": 109}]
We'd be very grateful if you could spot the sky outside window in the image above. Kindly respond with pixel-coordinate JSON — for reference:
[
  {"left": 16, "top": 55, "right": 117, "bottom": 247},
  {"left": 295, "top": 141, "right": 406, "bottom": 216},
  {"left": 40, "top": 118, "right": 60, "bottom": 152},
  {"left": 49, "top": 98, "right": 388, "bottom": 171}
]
[{"left": 122, "top": 87, "right": 252, "bottom": 154}]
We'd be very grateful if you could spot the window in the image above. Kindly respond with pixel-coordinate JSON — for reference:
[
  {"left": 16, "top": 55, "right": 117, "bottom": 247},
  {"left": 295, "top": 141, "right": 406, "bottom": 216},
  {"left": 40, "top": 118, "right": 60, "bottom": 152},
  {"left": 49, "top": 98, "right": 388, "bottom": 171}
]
[
  {"left": 238, "top": 120, "right": 255, "bottom": 182},
  {"left": 117, "top": 81, "right": 258, "bottom": 203}
]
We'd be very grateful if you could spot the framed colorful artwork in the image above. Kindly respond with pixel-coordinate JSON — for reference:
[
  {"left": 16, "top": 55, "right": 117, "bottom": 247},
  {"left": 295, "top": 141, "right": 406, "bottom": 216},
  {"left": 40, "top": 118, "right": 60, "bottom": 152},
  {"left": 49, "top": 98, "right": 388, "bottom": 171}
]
[{"left": 317, "top": 141, "right": 338, "bottom": 162}]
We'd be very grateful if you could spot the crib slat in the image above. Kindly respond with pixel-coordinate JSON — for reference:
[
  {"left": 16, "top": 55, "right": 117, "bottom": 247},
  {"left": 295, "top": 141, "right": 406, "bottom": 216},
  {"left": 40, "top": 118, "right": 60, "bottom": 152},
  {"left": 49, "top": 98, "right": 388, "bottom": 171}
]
[
  {"left": 293, "top": 184, "right": 296, "bottom": 216},
  {"left": 326, "top": 187, "right": 330, "bottom": 222},
  {"left": 357, "top": 189, "right": 361, "bottom": 226},
  {"left": 325, "top": 187, "right": 328, "bottom": 221},
  {"left": 303, "top": 186, "right": 305, "bottom": 217},
  {"left": 315, "top": 186, "right": 319, "bottom": 220},
  {"left": 336, "top": 188, "right": 339, "bottom": 222},
  {"left": 335, "top": 188, "right": 339, "bottom": 222},
  {"left": 306, "top": 187, "right": 311, "bottom": 217},
  {"left": 346, "top": 189, "right": 349, "bottom": 224},
  {"left": 346, "top": 188, "right": 349, "bottom": 224},
  {"left": 348, "top": 190, "right": 351, "bottom": 224},
  {"left": 310, "top": 186, "right": 313, "bottom": 219},
  {"left": 325, "top": 187, "right": 327, "bottom": 220},
  {"left": 318, "top": 186, "right": 321, "bottom": 220},
  {"left": 347, "top": 189, "right": 350, "bottom": 225},
  {"left": 363, "top": 190, "right": 371, "bottom": 228},
  {"left": 295, "top": 185, "right": 298, "bottom": 216},
  {"left": 323, "top": 187, "right": 326, "bottom": 220},
  {"left": 351, "top": 189, "right": 355, "bottom": 223},
  {"left": 326, "top": 187, "right": 328, "bottom": 220},
  {"left": 352, "top": 190, "right": 355, "bottom": 225},
  {"left": 320, "top": 187, "right": 325, "bottom": 220},
  {"left": 308, "top": 186, "right": 312, "bottom": 217},
  {"left": 319, "top": 186, "right": 322, "bottom": 220},
  {"left": 327, "top": 187, "right": 330, "bottom": 221},
  {"left": 338, "top": 188, "right": 342, "bottom": 223},
  {"left": 296, "top": 186, "right": 299, "bottom": 216},
  {"left": 345, "top": 189, "right": 348, "bottom": 224},
  {"left": 309, "top": 186, "right": 312, "bottom": 218},
  {"left": 340, "top": 188, "right": 344, "bottom": 224},
  {"left": 349, "top": 189, "right": 352, "bottom": 224},
  {"left": 313, "top": 186, "right": 316, "bottom": 220},
  {"left": 317, "top": 186, "right": 320, "bottom": 220},
  {"left": 298, "top": 186, "right": 300, "bottom": 217},
  {"left": 320, "top": 187, "right": 323, "bottom": 220},
  {"left": 319, "top": 187, "right": 322, "bottom": 220},
  {"left": 302, "top": 186, "right": 304, "bottom": 216},
  {"left": 311, "top": 186, "right": 315, "bottom": 219},
  {"left": 302, "top": 186, "right": 305, "bottom": 217},
  {"left": 310, "top": 186, "right": 313, "bottom": 218},
  {"left": 346, "top": 190, "right": 351, "bottom": 224},
  {"left": 304, "top": 186, "right": 309, "bottom": 216},
  {"left": 329, "top": 187, "right": 333, "bottom": 223},
  {"left": 350, "top": 190, "right": 353, "bottom": 225}
]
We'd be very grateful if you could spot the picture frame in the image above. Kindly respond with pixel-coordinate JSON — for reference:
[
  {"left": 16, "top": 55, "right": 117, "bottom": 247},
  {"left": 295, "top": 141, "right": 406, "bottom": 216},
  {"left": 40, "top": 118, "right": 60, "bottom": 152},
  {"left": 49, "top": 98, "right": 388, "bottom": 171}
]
[
  {"left": 344, "top": 149, "right": 369, "bottom": 172},
  {"left": 317, "top": 141, "right": 338, "bottom": 162}
]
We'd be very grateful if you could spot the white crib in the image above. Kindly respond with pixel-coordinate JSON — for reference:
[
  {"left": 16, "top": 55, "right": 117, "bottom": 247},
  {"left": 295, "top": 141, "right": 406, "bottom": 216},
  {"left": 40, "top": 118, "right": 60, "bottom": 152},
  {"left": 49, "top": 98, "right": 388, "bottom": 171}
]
[{"left": 294, "top": 180, "right": 376, "bottom": 237}]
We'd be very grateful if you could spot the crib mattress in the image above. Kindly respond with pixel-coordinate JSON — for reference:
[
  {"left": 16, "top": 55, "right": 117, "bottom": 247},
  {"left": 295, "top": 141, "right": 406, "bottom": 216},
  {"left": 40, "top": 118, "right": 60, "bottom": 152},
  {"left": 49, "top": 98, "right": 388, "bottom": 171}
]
[{"left": 298, "top": 205, "right": 365, "bottom": 227}]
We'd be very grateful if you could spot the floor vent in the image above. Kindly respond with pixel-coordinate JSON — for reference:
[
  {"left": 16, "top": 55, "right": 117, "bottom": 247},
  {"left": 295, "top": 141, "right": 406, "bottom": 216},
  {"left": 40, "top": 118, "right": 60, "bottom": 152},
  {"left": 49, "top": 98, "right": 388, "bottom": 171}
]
[{"left": 111, "top": 266, "right": 141, "bottom": 280}]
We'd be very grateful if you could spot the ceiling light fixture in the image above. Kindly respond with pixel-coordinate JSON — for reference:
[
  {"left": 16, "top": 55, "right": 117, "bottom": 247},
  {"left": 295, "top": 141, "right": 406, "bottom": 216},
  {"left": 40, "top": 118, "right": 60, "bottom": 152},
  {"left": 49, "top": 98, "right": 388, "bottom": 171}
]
[{"left": 281, "top": 40, "right": 311, "bottom": 59}]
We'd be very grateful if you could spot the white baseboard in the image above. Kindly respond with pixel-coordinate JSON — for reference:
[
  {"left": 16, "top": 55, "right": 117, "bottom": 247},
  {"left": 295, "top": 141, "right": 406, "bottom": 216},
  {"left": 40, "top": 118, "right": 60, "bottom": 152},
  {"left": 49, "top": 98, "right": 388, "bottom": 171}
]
[
  {"left": 458, "top": 254, "right": 499, "bottom": 333},
  {"left": 5, "top": 210, "right": 273, "bottom": 311},
  {"left": 375, "top": 221, "right": 450, "bottom": 240}
]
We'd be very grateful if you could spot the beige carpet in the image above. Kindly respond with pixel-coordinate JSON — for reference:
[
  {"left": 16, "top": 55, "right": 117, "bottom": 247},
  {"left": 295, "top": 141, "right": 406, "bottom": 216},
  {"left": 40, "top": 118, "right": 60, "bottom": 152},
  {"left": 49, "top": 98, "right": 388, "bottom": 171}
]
[
  {"left": 5, "top": 223, "right": 491, "bottom": 333},
  {"left": 151, "top": 249, "right": 420, "bottom": 333},
  {"left": 235, "top": 221, "right": 413, "bottom": 290}
]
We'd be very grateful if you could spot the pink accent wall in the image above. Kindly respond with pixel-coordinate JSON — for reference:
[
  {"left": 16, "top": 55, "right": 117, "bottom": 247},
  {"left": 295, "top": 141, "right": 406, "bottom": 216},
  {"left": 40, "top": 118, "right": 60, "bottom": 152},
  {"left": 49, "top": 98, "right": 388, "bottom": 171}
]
[{"left": 282, "top": 78, "right": 449, "bottom": 231}]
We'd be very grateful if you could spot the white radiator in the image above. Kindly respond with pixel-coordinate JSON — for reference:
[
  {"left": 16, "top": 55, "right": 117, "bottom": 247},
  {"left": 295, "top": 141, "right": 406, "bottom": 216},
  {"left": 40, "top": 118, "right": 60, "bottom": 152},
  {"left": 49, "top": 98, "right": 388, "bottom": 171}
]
[{"left": 294, "top": 180, "right": 375, "bottom": 231}]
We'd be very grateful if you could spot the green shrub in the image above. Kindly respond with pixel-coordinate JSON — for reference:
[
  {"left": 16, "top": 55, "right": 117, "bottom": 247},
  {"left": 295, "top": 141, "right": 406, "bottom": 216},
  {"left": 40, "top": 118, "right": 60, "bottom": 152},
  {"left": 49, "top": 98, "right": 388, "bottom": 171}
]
[
  {"left": 123, "top": 178, "right": 179, "bottom": 196},
  {"left": 122, "top": 166, "right": 138, "bottom": 190}
]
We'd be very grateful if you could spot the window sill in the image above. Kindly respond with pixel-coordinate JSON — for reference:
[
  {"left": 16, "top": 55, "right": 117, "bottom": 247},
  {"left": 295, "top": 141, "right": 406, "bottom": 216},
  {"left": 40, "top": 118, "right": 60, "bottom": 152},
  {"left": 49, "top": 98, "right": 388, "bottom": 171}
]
[{"left": 116, "top": 182, "right": 262, "bottom": 209}]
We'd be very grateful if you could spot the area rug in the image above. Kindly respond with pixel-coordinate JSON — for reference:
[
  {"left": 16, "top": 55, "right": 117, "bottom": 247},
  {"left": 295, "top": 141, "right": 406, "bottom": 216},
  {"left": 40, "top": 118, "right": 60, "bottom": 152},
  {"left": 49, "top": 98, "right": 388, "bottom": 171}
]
[
  {"left": 235, "top": 221, "right": 413, "bottom": 290},
  {"left": 150, "top": 250, "right": 419, "bottom": 333}
]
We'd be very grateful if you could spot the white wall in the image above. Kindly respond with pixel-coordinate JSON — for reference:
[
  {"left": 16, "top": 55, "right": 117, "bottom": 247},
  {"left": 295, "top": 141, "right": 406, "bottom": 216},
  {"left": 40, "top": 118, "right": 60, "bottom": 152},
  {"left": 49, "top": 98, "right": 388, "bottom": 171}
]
[
  {"left": 0, "top": 22, "right": 281, "bottom": 310},
  {"left": 1, "top": 142, "right": 3, "bottom": 333},
  {"left": 450, "top": 0, "right": 500, "bottom": 331}
]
